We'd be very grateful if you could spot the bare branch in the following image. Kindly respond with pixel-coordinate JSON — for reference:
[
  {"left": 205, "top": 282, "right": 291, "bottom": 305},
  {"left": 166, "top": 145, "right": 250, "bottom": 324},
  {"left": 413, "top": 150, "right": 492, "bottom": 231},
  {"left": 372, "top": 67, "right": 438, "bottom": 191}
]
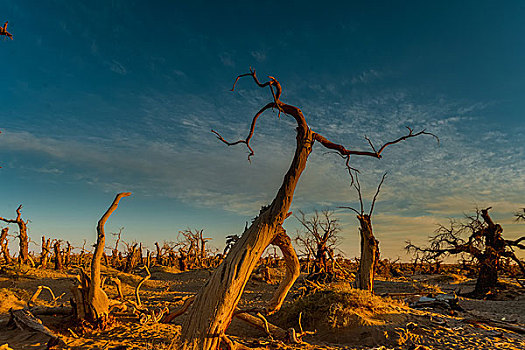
[
  {"left": 313, "top": 127, "right": 438, "bottom": 160},
  {"left": 369, "top": 173, "right": 387, "bottom": 217},
  {"left": 211, "top": 102, "right": 275, "bottom": 161}
]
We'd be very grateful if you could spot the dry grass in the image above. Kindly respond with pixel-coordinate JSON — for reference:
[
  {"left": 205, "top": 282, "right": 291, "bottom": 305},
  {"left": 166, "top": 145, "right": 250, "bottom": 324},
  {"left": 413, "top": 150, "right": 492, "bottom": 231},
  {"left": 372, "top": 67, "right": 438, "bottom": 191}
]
[{"left": 278, "top": 282, "right": 407, "bottom": 331}]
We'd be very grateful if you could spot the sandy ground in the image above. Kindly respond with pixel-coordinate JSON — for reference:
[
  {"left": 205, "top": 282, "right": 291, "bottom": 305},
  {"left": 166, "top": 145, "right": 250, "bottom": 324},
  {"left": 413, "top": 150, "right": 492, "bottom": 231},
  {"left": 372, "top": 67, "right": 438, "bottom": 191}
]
[{"left": 0, "top": 265, "right": 524, "bottom": 349}]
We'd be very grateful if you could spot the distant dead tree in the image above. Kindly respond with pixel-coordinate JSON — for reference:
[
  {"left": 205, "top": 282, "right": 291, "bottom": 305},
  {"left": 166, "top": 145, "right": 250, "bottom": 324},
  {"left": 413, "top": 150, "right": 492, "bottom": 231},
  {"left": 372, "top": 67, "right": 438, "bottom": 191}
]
[
  {"left": 53, "top": 240, "right": 63, "bottom": 270},
  {"left": 340, "top": 172, "right": 386, "bottom": 292},
  {"left": 123, "top": 242, "right": 142, "bottom": 273},
  {"left": 40, "top": 236, "right": 51, "bottom": 268},
  {"left": 516, "top": 208, "right": 525, "bottom": 221},
  {"left": 179, "top": 68, "right": 436, "bottom": 350},
  {"left": 406, "top": 207, "right": 525, "bottom": 297},
  {"left": 0, "top": 205, "right": 30, "bottom": 264},
  {"left": 0, "top": 21, "right": 13, "bottom": 40},
  {"left": 295, "top": 210, "right": 341, "bottom": 277},
  {"left": 0, "top": 227, "right": 12, "bottom": 264},
  {"left": 178, "top": 229, "right": 211, "bottom": 269},
  {"left": 110, "top": 227, "right": 124, "bottom": 268},
  {"left": 70, "top": 192, "right": 131, "bottom": 329}
]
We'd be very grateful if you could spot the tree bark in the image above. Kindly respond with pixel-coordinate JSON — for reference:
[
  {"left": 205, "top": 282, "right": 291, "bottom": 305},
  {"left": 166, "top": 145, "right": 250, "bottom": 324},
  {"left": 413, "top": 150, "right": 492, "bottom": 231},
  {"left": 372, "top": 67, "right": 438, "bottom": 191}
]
[
  {"left": 355, "top": 214, "right": 379, "bottom": 291},
  {"left": 40, "top": 236, "right": 51, "bottom": 268},
  {"left": 0, "top": 227, "right": 12, "bottom": 264},
  {"left": 473, "top": 209, "right": 505, "bottom": 296},
  {"left": 180, "top": 107, "right": 313, "bottom": 350},
  {"left": 71, "top": 192, "right": 131, "bottom": 328},
  {"left": 53, "top": 241, "right": 63, "bottom": 271},
  {"left": 266, "top": 226, "right": 300, "bottom": 314},
  {"left": 0, "top": 205, "right": 29, "bottom": 264}
]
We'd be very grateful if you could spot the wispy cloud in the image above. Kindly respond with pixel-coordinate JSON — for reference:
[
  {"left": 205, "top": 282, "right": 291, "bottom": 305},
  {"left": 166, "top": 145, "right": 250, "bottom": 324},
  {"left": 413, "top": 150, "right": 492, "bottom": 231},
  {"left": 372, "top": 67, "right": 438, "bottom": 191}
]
[
  {"left": 350, "top": 69, "right": 382, "bottom": 84},
  {"left": 219, "top": 52, "right": 235, "bottom": 67},
  {"left": 250, "top": 50, "right": 266, "bottom": 63},
  {"left": 107, "top": 60, "right": 127, "bottom": 75}
]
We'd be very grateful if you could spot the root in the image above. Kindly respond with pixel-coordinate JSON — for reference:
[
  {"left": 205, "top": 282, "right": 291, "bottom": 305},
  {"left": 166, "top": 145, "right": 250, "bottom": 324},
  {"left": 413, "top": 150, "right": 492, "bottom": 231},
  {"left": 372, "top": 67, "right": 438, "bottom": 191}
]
[
  {"left": 162, "top": 295, "right": 196, "bottom": 323},
  {"left": 28, "top": 285, "right": 64, "bottom": 307}
]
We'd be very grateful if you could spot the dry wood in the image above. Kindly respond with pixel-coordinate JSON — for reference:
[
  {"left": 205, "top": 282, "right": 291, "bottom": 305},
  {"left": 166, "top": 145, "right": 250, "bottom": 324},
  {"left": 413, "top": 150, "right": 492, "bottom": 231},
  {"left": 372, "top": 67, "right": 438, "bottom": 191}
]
[
  {"left": 8, "top": 308, "right": 66, "bottom": 347},
  {"left": 265, "top": 225, "right": 300, "bottom": 314},
  {"left": 135, "top": 266, "right": 151, "bottom": 308},
  {"left": 28, "top": 285, "right": 64, "bottom": 307},
  {"left": 163, "top": 296, "right": 196, "bottom": 323},
  {"left": 0, "top": 205, "right": 30, "bottom": 264},
  {"left": 0, "top": 227, "right": 12, "bottom": 264},
  {"left": 70, "top": 192, "right": 131, "bottom": 328},
  {"left": 234, "top": 311, "right": 288, "bottom": 340},
  {"left": 109, "top": 277, "right": 124, "bottom": 300}
]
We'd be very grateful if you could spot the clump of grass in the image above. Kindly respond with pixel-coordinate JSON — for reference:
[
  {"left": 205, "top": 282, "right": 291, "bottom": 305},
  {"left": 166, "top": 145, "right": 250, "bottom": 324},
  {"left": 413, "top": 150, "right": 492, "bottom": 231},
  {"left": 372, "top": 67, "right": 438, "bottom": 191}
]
[{"left": 278, "top": 282, "right": 406, "bottom": 331}]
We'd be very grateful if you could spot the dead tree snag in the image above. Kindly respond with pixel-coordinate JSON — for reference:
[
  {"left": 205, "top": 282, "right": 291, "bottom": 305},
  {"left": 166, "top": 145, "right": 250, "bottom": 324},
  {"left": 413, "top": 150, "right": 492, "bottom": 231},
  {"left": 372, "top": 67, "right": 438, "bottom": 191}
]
[
  {"left": 40, "top": 236, "right": 51, "bottom": 268},
  {"left": 340, "top": 172, "right": 386, "bottom": 291},
  {"left": 181, "top": 68, "right": 435, "bottom": 350},
  {"left": 70, "top": 192, "right": 131, "bottom": 329},
  {"left": 53, "top": 240, "right": 63, "bottom": 270},
  {"left": 0, "top": 205, "right": 30, "bottom": 264},
  {"left": 406, "top": 207, "right": 525, "bottom": 297},
  {"left": 0, "top": 227, "right": 12, "bottom": 264},
  {"left": 295, "top": 210, "right": 341, "bottom": 279}
]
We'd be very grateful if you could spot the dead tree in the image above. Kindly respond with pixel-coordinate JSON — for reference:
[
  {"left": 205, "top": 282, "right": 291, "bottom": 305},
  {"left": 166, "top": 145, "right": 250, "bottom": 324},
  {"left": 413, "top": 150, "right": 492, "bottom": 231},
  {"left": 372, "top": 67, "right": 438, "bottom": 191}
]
[
  {"left": 0, "top": 227, "right": 12, "bottom": 264},
  {"left": 123, "top": 242, "right": 141, "bottom": 273},
  {"left": 406, "top": 207, "right": 525, "bottom": 297},
  {"left": 0, "top": 205, "right": 30, "bottom": 264},
  {"left": 111, "top": 227, "right": 123, "bottom": 268},
  {"left": 53, "top": 240, "right": 63, "bottom": 270},
  {"left": 295, "top": 210, "right": 341, "bottom": 277},
  {"left": 340, "top": 172, "right": 386, "bottom": 291},
  {"left": 179, "top": 68, "right": 436, "bottom": 350},
  {"left": 40, "top": 236, "right": 51, "bottom": 268},
  {"left": 70, "top": 192, "right": 131, "bottom": 329}
]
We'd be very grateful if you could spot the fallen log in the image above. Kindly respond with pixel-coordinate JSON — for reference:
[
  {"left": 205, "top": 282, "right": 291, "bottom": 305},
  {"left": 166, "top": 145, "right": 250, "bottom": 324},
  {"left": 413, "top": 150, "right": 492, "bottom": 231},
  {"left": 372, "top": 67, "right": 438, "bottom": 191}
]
[{"left": 8, "top": 308, "right": 67, "bottom": 347}]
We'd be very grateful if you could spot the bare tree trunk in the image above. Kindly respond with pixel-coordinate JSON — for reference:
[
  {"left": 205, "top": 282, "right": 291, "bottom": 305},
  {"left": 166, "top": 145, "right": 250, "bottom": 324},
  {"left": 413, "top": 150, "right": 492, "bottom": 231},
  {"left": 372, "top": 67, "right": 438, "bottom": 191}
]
[
  {"left": 40, "top": 236, "right": 51, "bottom": 268},
  {"left": 53, "top": 241, "right": 63, "bottom": 271},
  {"left": 0, "top": 205, "right": 29, "bottom": 264},
  {"left": 70, "top": 192, "right": 131, "bottom": 328},
  {"left": 181, "top": 115, "right": 314, "bottom": 349},
  {"left": 0, "top": 227, "right": 12, "bottom": 264},
  {"left": 355, "top": 214, "right": 379, "bottom": 291},
  {"left": 473, "top": 209, "right": 504, "bottom": 296}
]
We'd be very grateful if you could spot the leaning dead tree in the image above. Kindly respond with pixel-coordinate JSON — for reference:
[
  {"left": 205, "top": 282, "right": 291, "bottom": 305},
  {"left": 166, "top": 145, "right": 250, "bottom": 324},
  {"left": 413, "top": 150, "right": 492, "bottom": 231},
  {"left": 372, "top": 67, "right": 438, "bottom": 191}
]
[
  {"left": 406, "top": 207, "right": 525, "bottom": 297},
  {"left": 295, "top": 210, "right": 341, "bottom": 277},
  {"left": 340, "top": 172, "right": 386, "bottom": 292},
  {"left": 178, "top": 68, "right": 435, "bottom": 350},
  {"left": 0, "top": 205, "right": 30, "bottom": 264},
  {"left": 70, "top": 192, "right": 131, "bottom": 329}
]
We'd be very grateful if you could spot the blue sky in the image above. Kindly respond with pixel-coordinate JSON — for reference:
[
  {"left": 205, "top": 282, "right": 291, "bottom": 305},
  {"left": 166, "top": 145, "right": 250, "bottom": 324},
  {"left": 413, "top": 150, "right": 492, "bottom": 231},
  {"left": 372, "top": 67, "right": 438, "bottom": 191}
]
[{"left": 0, "top": 0, "right": 524, "bottom": 260}]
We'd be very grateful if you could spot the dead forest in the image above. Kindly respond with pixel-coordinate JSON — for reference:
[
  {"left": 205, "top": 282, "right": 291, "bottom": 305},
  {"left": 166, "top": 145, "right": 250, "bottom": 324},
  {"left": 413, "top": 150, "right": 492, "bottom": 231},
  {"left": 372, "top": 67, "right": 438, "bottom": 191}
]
[{"left": 1, "top": 71, "right": 524, "bottom": 350}]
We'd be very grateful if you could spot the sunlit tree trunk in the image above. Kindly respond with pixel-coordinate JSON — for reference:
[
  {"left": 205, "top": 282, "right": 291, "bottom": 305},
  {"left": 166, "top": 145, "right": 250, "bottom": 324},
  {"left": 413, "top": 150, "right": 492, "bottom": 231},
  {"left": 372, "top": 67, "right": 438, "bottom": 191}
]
[{"left": 355, "top": 214, "right": 379, "bottom": 291}]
